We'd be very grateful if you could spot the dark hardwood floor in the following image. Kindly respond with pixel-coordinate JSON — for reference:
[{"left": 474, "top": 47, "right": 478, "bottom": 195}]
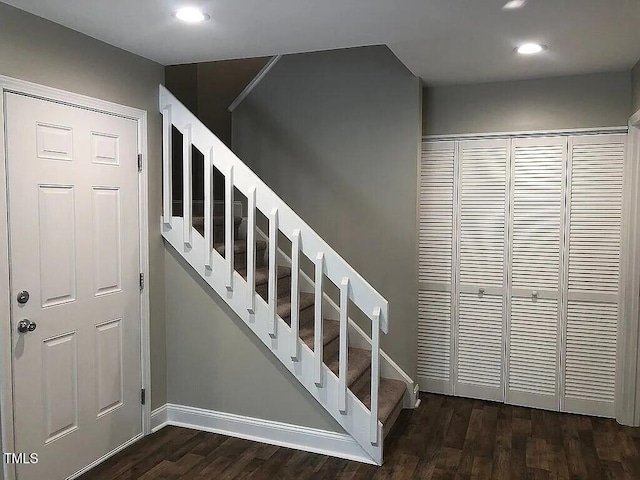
[{"left": 79, "top": 393, "right": 640, "bottom": 479}]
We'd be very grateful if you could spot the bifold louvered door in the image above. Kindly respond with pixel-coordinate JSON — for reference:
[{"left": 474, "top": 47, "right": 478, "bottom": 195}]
[
  {"left": 455, "top": 139, "right": 508, "bottom": 402},
  {"left": 417, "top": 141, "right": 455, "bottom": 394},
  {"left": 419, "top": 133, "right": 626, "bottom": 416},
  {"left": 563, "top": 134, "right": 626, "bottom": 417},
  {"left": 507, "top": 137, "right": 566, "bottom": 411}
]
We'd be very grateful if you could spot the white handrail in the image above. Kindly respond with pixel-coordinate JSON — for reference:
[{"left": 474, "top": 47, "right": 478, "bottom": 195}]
[{"left": 159, "top": 85, "right": 389, "bottom": 332}]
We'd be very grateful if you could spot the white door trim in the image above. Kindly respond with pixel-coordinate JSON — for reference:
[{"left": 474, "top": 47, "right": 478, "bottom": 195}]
[
  {"left": 617, "top": 109, "right": 640, "bottom": 426},
  {"left": 0, "top": 75, "right": 151, "bottom": 480}
]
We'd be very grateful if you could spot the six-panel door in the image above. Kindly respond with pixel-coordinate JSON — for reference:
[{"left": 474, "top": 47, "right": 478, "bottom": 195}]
[{"left": 6, "top": 93, "right": 142, "bottom": 480}]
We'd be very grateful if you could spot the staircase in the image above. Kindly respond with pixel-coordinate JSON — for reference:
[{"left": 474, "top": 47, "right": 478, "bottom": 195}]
[{"left": 159, "top": 85, "right": 417, "bottom": 465}]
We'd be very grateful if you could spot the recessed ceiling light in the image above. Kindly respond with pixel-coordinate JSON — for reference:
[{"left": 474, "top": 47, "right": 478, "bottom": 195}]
[
  {"left": 175, "top": 7, "right": 210, "bottom": 23},
  {"left": 516, "top": 43, "right": 547, "bottom": 55},
  {"left": 503, "top": 0, "right": 528, "bottom": 10}
]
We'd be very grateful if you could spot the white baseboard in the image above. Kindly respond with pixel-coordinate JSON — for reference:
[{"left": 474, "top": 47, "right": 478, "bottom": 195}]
[
  {"left": 150, "top": 403, "right": 375, "bottom": 465},
  {"left": 151, "top": 404, "right": 169, "bottom": 433}
]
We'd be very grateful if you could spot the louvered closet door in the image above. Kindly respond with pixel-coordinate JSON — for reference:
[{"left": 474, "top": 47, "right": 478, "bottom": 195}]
[
  {"left": 563, "top": 134, "right": 626, "bottom": 417},
  {"left": 507, "top": 137, "right": 566, "bottom": 411},
  {"left": 417, "top": 141, "right": 455, "bottom": 394},
  {"left": 455, "top": 139, "right": 508, "bottom": 402}
]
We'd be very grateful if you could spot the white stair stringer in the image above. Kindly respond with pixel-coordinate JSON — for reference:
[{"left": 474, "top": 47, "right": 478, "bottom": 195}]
[{"left": 163, "top": 217, "right": 384, "bottom": 464}]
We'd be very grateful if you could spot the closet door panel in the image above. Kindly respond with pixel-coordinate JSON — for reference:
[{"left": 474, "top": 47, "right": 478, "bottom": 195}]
[
  {"left": 564, "top": 134, "right": 625, "bottom": 417},
  {"left": 456, "top": 139, "right": 508, "bottom": 401},
  {"left": 564, "top": 300, "right": 617, "bottom": 416},
  {"left": 508, "top": 297, "right": 559, "bottom": 410},
  {"left": 417, "top": 290, "right": 452, "bottom": 392},
  {"left": 418, "top": 141, "right": 455, "bottom": 393},
  {"left": 456, "top": 292, "right": 504, "bottom": 401},
  {"left": 507, "top": 137, "right": 566, "bottom": 410},
  {"left": 419, "top": 141, "right": 455, "bottom": 285}
]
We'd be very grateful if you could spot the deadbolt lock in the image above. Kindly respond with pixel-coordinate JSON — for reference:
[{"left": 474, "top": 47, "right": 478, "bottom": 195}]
[{"left": 17, "top": 291, "right": 29, "bottom": 305}]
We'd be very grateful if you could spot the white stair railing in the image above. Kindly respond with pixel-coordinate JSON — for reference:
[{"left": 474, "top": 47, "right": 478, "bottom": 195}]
[{"left": 160, "top": 85, "right": 389, "bottom": 463}]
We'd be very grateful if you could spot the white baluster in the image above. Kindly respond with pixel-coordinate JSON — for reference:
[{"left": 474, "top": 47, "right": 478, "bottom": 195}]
[
  {"left": 246, "top": 187, "right": 256, "bottom": 313},
  {"left": 225, "top": 165, "right": 234, "bottom": 290},
  {"left": 370, "top": 307, "right": 381, "bottom": 445},
  {"left": 339, "top": 277, "right": 349, "bottom": 412},
  {"left": 182, "top": 124, "right": 192, "bottom": 248},
  {"left": 162, "top": 105, "right": 172, "bottom": 227},
  {"left": 290, "top": 229, "right": 301, "bottom": 360},
  {"left": 314, "top": 253, "right": 324, "bottom": 386},
  {"left": 268, "top": 208, "right": 279, "bottom": 337},
  {"left": 204, "top": 147, "right": 214, "bottom": 269}
]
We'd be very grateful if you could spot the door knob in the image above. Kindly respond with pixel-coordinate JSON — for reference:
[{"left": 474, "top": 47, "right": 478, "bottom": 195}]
[{"left": 17, "top": 319, "right": 36, "bottom": 334}]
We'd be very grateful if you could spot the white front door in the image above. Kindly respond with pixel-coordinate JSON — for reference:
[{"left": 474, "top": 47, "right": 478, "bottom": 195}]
[{"left": 5, "top": 92, "right": 142, "bottom": 480}]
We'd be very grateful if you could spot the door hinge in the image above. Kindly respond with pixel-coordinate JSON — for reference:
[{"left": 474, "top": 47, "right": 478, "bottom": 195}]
[
  {"left": 141, "top": 388, "right": 146, "bottom": 405},
  {"left": 139, "top": 273, "right": 144, "bottom": 291},
  {"left": 138, "top": 153, "right": 143, "bottom": 172}
]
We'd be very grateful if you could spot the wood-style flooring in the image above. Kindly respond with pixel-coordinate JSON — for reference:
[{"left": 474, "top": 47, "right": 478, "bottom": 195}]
[{"left": 79, "top": 393, "right": 640, "bottom": 479}]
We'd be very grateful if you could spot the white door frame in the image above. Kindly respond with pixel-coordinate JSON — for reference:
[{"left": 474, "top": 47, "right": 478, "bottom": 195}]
[
  {"left": 617, "top": 109, "right": 640, "bottom": 426},
  {"left": 0, "top": 75, "right": 152, "bottom": 480}
]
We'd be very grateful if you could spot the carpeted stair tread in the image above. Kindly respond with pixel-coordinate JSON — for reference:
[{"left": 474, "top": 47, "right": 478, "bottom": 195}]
[
  {"left": 193, "top": 215, "right": 242, "bottom": 229},
  {"left": 237, "top": 266, "right": 290, "bottom": 286},
  {"left": 214, "top": 239, "right": 267, "bottom": 256},
  {"left": 353, "top": 377, "right": 406, "bottom": 424},
  {"left": 277, "top": 292, "right": 314, "bottom": 320},
  {"left": 326, "top": 347, "right": 372, "bottom": 389},
  {"left": 299, "top": 318, "right": 340, "bottom": 350}
]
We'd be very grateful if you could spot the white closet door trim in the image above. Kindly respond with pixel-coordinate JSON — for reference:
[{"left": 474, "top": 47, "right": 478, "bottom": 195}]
[
  {"left": 618, "top": 113, "right": 640, "bottom": 426},
  {"left": 423, "top": 126, "right": 627, "bottom": 142}
]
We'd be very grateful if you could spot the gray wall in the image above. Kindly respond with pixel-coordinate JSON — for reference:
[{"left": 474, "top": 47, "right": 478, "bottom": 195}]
[
  {"left": 0, "top": 2, "right": 166, "bottom": 456},
  {"left": 633, "top": 60, "right": 640, "bottom": 113},
  {"left": 424, "top": 71, "right": 632, "bottom": 136},
  {"left": 165, "top": 249, "right": 340, "bottom": 430},
  {"left": 232, "top": 46, "right": 421, "bottom": 378}
]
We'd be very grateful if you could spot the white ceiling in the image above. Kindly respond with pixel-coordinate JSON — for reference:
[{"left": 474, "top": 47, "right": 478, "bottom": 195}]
[{"left": 3, "top": 0, "right": 640, "bottom": 84}]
